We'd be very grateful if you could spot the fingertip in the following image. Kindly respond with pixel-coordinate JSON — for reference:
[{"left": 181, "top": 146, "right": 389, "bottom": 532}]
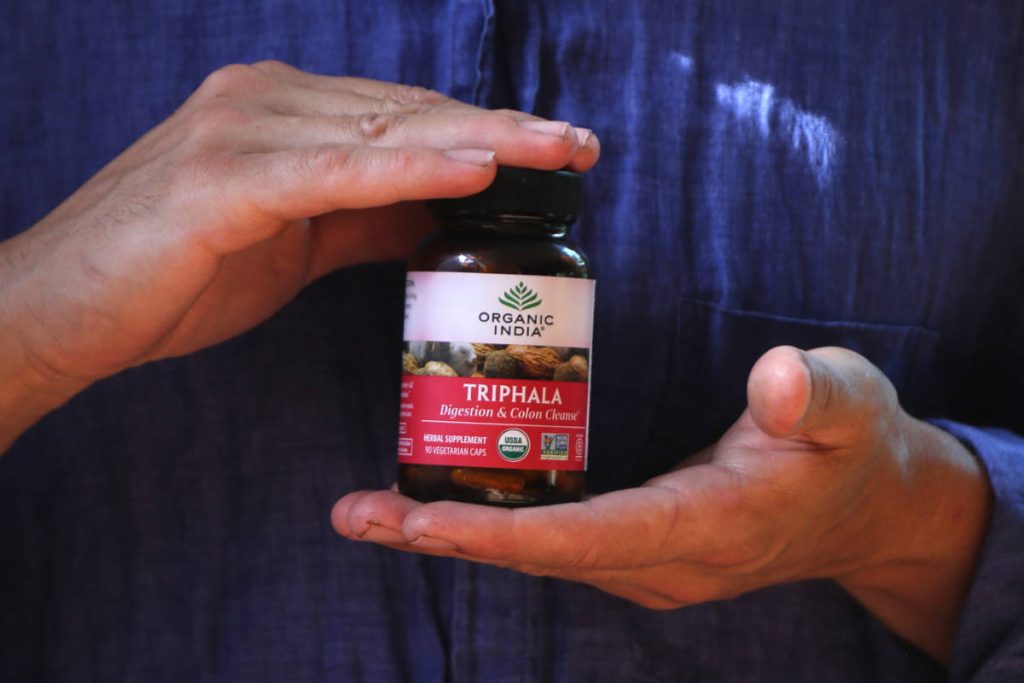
[
  {"left": 517, "top": 119, "right": 574, "bottom": 139},
  {"left": 566, "top": 129, "right": 601, "bottom": 172},
  {"left": 749, "top": 346, "right": 894, "bottom": 442},
  {"left": 747, "top": 345, "right": 813, "bottom": 438},
  {"left": 331, "top": 490, "right": 370, "bottom": 537},
  {"left": 496, "top": 117, "right": 586, "bottom": 171}
]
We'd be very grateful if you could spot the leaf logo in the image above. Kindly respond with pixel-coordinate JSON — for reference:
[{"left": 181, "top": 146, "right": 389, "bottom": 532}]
[{"left": 499, "top": 282, "right": 543, "bottom": 311}]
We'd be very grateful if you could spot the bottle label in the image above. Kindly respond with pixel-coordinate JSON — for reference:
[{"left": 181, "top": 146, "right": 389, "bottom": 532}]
[{"left": 399, "top": 272, "right": 595, "bottom": 471}]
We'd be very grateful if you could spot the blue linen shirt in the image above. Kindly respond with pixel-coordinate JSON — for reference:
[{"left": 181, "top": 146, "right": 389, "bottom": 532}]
[{"left": 2, "top": 1, "right": 1023, "bottom": 681}]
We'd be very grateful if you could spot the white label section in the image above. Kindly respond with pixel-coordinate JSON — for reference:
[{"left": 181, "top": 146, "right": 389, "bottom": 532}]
[{"left": 404, "top": 272, "right": 595, "bottom": 348}]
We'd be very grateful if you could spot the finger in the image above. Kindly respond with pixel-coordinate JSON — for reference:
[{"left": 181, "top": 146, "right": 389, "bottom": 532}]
[
  {"left": 234, "top": 112, "right": 586, "bottom": 171},
  {"left": 565, "top": 127, "right": 601, "bottom": 172},
  {"left": 397, "top": 486, "right": 693, "bottom": 570},
  {"left": 333, "top": 465, "right": 770, "bottom": 581},
  {"left": 204, "top": 61, "right": 444, "bottom": 119},
  {"left": 336, "top": 502, "right": 735, "bottom": 609},
  {"left": 332, "top": 481, "right": 761, "bottom": 606},
  {"left": 250, "top": 67, "right": 551, "bottom": 135},
  {"left": 332, "top": 490, "right": 469, "bottom": 554},
  {"left": 188, "top": 144, "right": 496, "bottom": 254},
  {"left": 746, "top": 345, "right": 899, "bottom": 444},
  {"left": 330, "top": 490, "right": 381, "bottom": 537},
  {"left": 198, "top": 62, "right": 546, "bottom": 136},
  {"left": 249, "top": 65, "right": 540, "bottom": 125},
  {"left": 247, "top": 64, "right": 499, "bottom": 122},
  {"left": 331, "top": 489, "right": 425, "bottom": 539},
  {"left": 249, "top": 66, "right": 542, "bottom": 131},
  {"left": 245, "top": 62, "right": 599, "bottom": 171},
  {"left": 346, "top": 522, "right": 736, "bottom": 609},
  {"left": 339, "top": 533, "right": 699, "bottom": 609}
]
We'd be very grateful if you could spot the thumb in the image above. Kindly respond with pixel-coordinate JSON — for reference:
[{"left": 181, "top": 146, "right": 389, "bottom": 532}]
[{"left": 746, "top": 346, "right": 898, "bottom": 444}]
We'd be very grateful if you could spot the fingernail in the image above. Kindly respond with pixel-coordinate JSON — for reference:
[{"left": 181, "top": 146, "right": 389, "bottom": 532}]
[
  {"left": 410, "top": 535, "right": 458, "bottom": 551},
  {"left": 518, "top": 119, "right": 573, "bottom": 139},
  {"left": 444, "top": 148, "right": 496, "bottom": 166},
  {"left": 357, "top": 521, "right": 407, "bottom": 544},
  {"left": 574, "top": 127, "right": 593, "bottom": 147}
]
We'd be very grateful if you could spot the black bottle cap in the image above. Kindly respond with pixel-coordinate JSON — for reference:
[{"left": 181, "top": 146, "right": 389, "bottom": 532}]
[{"left": 428, "top": 166, "right": 582, "bottom": 223}]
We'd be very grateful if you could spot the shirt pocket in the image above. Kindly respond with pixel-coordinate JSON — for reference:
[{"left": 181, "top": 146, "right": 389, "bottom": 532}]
[{"left": 588, "top": 297, "right": 944, "bottom": 491}]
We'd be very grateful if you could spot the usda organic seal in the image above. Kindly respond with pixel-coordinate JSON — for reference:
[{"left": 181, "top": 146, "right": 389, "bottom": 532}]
[{"left": 496, "top": 428, "right": 530, "bottom": 462}]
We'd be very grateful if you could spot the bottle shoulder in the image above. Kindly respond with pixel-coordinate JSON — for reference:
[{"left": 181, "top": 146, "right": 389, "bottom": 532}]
[{"left": 409, "top": 231, "right": 590, "bottom": 278}]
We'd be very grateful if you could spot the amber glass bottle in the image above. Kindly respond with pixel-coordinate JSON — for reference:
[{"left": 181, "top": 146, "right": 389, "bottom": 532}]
[{"left": 397, "top": 167, "right": 594, "bottom": 505}]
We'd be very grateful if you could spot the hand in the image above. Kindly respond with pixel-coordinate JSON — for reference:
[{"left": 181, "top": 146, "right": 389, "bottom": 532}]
[
  {"left": 0, "top": 60, "right": 599, "bottom": 450},
  {"left": 332, "top": 346, "right": 991, "bottom": 662}
]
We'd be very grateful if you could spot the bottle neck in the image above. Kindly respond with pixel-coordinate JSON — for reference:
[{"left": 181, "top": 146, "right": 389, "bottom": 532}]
[{"left": 436, "top": 213, "right": 572, "bottom": 239}]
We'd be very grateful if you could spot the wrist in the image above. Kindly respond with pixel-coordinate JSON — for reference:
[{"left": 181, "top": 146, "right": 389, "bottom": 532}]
[
  {"left": 0, "top": 339, "right": 91, "bottom": 453},
  {"left": 837, "top": 416, "right": 992, "bottom": 662},
  {"left": 0, "top": 252, "right": 93, "bottom": 452}
]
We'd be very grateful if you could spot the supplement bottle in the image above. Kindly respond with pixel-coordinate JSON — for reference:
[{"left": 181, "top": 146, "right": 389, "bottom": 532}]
[{"left": 397, "top": 166, "right": 595, "bottom": 505}]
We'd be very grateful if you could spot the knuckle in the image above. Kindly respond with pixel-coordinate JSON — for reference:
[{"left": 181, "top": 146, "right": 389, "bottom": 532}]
[
  {"left": 383, "top": 101, "right": 432, "bottom": 116},
  {"left": 390, "top": 84, "right": 448, "bottom": 106},
  {"left": 352, "top": 112, "right": 403, "bottom": 143},
  {"left": 362, "top": 150, "right": 418, "bottom": 204},
  {"left": 303, "top": 145, "right": 355, "bottom": 180},
  {"left": 490, "top": 113, "right": 524, "bottom": 133},
  {"left": 333, "top": 76, "right": 364, "bottom": 93},
  {"left": 195, "top": 63, "right": 264, "bottom": 99},
  {"left": 250, "top": 59, "right": 292, "bottom": 74},
  {"left": 380, "top": 148, "right": 417, "bottom": 178},
  {"left": 378, "top": 85, "right": 449, "bottom": 115},
  {"left": 171, "top": 157, "right": 214, "bottom": 197},
  {"left": 182, "top": 102, "right": 252, "bottom": 147}
]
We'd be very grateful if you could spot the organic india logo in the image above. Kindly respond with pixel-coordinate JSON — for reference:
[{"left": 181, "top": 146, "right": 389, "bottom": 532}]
[
  {"left": 480, "top": 281, "right": 553, "bottom": 338},
  {"left": 499, "top": 282, "right": 542, "bottom": 311}
]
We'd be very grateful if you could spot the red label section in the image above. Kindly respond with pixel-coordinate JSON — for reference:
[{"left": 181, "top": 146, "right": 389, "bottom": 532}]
[{"left": 398, "top": 375, "right": 589, "bottom": 471}]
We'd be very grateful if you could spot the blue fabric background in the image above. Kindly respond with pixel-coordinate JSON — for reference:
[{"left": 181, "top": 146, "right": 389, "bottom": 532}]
[{"left": 2, "top": 1, "right": 1022, "bottom": 680}]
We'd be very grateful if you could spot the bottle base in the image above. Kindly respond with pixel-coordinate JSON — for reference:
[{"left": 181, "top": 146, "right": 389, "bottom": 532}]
[{"left": 398, "top": 464, "right": 584, "bottom": 506}]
